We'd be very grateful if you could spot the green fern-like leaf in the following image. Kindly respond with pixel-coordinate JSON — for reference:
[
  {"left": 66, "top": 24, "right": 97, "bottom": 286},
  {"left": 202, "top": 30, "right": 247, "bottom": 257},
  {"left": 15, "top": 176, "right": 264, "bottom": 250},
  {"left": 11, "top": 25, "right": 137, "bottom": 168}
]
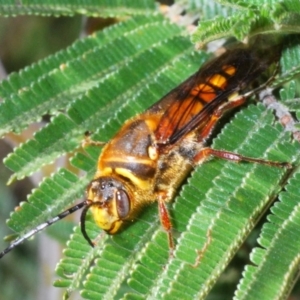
[
  {"left": 3, "top": 14, "right": 209, "bottom": 236},
  {"left": 54, "top": 219, "right": 104, "bottom": 294},
  {"left": 191, "top": 0, "right": 300, "bottom": 46},
  {"left": 6, "top": 167, "right": 92, "bottom": 235},
  {"left": 178, "top": 0, "right": 237, "bottom": 19},
  {"left": 279, "top": 81, "right": 300, "bottom": 114},
  {"left": 133, "top": 104, "right": 299, "bottom": 300},
  {"left": 2, "top": 15, "right": 190, "bottom": 181},
  {"left": 235, "top": 170, "right": 300, "bottom": 300},
  {"left": 191, "top": 11, "right": 257, "bottom": 45},
  {"left": 1, "top": 1, "right": 300, "bottom": 300},
  {"left": 0, "top": 0, "right": 155, "bottom": 17}
]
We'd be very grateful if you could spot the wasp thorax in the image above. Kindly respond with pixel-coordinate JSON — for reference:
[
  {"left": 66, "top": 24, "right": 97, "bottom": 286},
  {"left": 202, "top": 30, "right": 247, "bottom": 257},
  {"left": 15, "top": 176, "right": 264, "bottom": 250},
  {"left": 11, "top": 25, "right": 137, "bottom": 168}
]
[{"left": 87, "top": 177, "right": 131, "bottom": 234}]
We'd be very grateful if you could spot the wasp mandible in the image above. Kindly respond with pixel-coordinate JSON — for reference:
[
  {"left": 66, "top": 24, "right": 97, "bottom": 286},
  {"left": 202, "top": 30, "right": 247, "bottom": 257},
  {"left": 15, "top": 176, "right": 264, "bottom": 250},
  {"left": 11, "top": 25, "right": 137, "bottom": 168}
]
[{"left": 0, "top": 45, "right": 290, "bottom": 258}]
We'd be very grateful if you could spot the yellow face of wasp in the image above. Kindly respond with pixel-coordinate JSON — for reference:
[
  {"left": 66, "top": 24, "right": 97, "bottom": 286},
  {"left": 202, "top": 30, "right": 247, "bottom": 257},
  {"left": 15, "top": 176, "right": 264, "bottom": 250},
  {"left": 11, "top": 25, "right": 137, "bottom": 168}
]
[{"left": 86, "top": 177, "right": 131, "bottom": 234}]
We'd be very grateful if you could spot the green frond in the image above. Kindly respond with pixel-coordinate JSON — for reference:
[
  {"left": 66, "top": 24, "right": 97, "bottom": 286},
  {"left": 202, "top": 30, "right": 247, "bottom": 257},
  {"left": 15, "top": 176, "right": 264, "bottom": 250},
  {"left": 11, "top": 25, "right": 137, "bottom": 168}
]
[
  {"left": 0, "top": 0, "right": 155, "bottom": 17},
  {"left": 191, "top": 0, "right": 300, "bottom": 46},
  {"left": 191, "top": 11, "right": 257, "bottom": 46},
  {"left": 1, "top": 1, "right": 300, "bottom": 299},
  {"left": 279, "top": 81, "right": 300, "bottom": 114},
  {"left": 54, "top": 219, "right": 105, "bottom": 295},
  {"left": 178, "top": 0, "right": 236, "bottom": 19},
  {"left": 6, "top": 168, "right": 91, "bottom": 235},
  {"left": 235, "top": 170, "right": 300, "bottom": 300},
  {"left": 277, "top": 37, "right": 300, "bottom": 86},
  {"left": 2, "top": 15, "right": 192, "bottom": 181},
  {"left": 143, "top": 105, "right": 298, "bottom": 300},
  {"left": 0, "top": 15, "right": 167, "bottom": 136}
]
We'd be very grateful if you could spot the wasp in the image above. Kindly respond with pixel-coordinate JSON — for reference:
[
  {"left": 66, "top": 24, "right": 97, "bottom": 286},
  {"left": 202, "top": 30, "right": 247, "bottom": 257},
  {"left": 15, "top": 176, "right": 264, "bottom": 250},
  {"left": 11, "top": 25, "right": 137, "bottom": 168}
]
[{"left": 0, "top": 44, "right": 290, "bottom": 258}]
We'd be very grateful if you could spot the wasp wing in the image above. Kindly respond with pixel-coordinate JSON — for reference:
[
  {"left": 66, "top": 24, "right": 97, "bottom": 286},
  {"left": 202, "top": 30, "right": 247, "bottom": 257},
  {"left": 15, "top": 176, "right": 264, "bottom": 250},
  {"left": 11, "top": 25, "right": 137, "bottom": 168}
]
[{"left": 152, "top": 47, "right": 276, "bottom": 146}]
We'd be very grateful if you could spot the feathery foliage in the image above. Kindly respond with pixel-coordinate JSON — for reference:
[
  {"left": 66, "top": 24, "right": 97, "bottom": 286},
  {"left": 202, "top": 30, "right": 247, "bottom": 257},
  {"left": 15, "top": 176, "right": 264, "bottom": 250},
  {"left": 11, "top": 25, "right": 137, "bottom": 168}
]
[{"left": 1, "top": 0, "right": 300, "bottom": 299}]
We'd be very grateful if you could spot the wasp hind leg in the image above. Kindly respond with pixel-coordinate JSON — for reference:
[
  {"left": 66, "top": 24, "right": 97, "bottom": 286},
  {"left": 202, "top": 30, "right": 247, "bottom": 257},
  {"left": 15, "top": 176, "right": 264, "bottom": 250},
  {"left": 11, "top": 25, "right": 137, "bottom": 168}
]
[
  {"left": 190, "top": 143, "right": 291, "bottom": 268},
  {"left": 195, "top": 92, "right": 291, "bottom": 168},
  {"left": 194, "top": 147, "right": 292, "bottom": 168},
  {"left": 191, "top": 95, "right": 291, "bottom": 266}
]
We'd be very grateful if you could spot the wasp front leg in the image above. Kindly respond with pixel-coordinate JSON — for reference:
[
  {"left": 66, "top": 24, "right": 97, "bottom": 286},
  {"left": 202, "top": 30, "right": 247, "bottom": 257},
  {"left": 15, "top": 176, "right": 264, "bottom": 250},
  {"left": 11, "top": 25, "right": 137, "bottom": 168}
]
[
  {"left": 157, "top": 191, "right": 175, "bottom": 256},
  {"left": 82, "top": 131, "right": 106, "bottom": 148}
]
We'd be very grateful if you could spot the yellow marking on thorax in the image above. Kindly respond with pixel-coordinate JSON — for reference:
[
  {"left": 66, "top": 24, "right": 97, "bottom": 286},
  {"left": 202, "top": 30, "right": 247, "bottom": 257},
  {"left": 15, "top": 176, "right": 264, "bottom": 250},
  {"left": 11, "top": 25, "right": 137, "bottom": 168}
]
[
  {"left": 103, "top": 156, "right": 156, "bottom": 166},
  {"left": 94, "top": 167, "right": 113, "bottom": 178},
  {"left": 115, "top": 167, "right": 151, "bottom": 189}
]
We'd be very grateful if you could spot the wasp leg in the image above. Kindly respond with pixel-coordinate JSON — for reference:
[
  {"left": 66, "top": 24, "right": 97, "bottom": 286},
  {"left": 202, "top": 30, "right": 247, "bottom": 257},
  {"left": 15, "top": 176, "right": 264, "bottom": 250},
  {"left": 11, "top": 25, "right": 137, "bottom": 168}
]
[
  {"left": 194, "top": 147, "right": 292, "bottom": 168},
  {"left": 199, "top": 65, "right": 280, "bottom": 144},
  {"left": 191, "top": 228, "right": 212, "bottom": 268},
  {"left": 82, "top": 131, "right": 106, "bottom": 148},
  {"left": 158, "top": 192, "right": 174, "bottom": 256},
  {"left": 198, "top": 96, "right": 246, "bottom": 142}
]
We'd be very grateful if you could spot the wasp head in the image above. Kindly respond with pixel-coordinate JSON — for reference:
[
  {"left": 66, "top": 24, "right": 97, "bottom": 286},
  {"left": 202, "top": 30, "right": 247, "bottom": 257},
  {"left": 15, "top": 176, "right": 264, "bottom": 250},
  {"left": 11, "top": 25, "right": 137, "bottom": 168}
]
[{"left": 86, "top": 177, "right": 131, "bottom": 234}]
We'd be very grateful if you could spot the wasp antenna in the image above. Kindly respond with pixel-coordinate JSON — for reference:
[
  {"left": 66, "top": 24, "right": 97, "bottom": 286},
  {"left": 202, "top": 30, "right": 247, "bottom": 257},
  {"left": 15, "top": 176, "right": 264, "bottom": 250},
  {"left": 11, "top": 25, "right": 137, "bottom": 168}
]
[
  {"left": 0, "top": 200, "right": 89, "bottom": 259},
  {"left": 80, "top": 200, "right": 97, "bottom": 248}
]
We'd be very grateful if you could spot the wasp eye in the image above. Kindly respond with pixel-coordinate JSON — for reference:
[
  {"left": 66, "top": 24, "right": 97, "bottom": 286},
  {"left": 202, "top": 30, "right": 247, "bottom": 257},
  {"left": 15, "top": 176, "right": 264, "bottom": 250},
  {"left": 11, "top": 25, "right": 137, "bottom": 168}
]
[{"left": 116, "top": 190, "right": 130, "bottom": 219}]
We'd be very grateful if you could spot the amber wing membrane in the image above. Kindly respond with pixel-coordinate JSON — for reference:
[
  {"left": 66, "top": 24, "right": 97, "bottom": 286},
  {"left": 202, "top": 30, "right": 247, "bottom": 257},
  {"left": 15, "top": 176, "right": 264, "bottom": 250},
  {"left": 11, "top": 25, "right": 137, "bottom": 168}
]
[{"left": 153, "top": 47, "right": 277, "bottom": 145}]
